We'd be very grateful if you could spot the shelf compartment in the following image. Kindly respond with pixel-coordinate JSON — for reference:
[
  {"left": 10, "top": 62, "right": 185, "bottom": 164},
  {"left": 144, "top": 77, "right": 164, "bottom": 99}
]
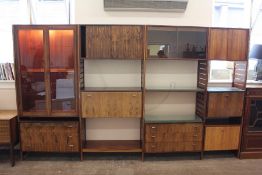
[
  {"left": 81, "top": 87, "right": 142, "bottom": 92},
  {"left": 144, "top": 115, "right": 203, "bottom": 124},
  {"left": 145, "top": 87, "right": 204, "bottom": 92},
  {"left": 82, "top": 140, "right": 142, "bottom": 152},
  {"left": 207, "top": 87, "right": 245, "bottom": 92}
]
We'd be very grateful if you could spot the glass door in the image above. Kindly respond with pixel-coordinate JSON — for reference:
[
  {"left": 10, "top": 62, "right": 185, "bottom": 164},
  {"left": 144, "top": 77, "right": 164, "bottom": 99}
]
[
  {"left": 48, "top": 27, "right": 77, "bottom": 116},
  {"left": 18, "top": 29, "right": 47, "bottom": 115},
  {"left": 247, "top": 98, "right": 262, "bottom": 132}
]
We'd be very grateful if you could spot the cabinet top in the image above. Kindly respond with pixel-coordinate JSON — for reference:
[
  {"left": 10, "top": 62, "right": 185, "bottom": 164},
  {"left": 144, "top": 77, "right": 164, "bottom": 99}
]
[
  {"left": 0, "top": 110, "right": 17, "bottom": 120},
  {"left": 144, "top": 115, "right": 202, "bottom": 124}
]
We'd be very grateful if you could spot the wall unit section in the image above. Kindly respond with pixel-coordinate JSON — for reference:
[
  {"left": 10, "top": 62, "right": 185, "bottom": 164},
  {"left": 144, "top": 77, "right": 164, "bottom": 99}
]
[
  {"left": 80, "top": 25, "right": 145, "bottom": 156},
  {"left": 144, "top": 26, "right": 208, "bottom": 158},
  {"left": 13, "top": 25, "right": 80, "bottom": 157}
]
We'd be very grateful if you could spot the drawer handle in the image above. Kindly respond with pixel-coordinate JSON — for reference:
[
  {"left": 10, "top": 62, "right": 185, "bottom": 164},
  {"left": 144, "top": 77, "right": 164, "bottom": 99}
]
[
  {"left": 68, "top": 135, "right": 73, "bottom": 138},
  {"left": 87, "top": 94, "right": 92, "bottom": 97},
  {"left": 151, "top": 126, "right": 156, "bottom": 129},
  {"left": 192, "top": 143, "right": 197, "bottom": 146},
  {"left": 67, "top": 125, "right": 73, "bottom": 128},
  {"left": 193, "top": 135, "right": 198, "bottom": 137},
  {"left": 151, "top": 145, "right": 156, "bottom": 148},
  {"left": 132, "top": 94, "right": 137, "bottom": 97},
  {"left": 68, "top": 144, "right": 74, "bottom": 147},
  {"left": 151, "top": 135, "right": 156, "bottom": 138}
]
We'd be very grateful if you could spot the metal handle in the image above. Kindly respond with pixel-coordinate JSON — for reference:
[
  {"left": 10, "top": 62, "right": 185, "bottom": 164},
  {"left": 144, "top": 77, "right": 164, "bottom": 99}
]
[
  {"left": 132, "top": 94, "right": 137, "bottom": 97},
  {"left": 87, "top": 94, "right": 92, "bottom": 97},
  {"left": 68, "top": 144, "right": 74, "bottom": 147},
  {"left": 151, "top": 135, "right": 156, "bottom": 138},
  {"left": 151, "top": 126, "right": 156, "bottom": 129}
]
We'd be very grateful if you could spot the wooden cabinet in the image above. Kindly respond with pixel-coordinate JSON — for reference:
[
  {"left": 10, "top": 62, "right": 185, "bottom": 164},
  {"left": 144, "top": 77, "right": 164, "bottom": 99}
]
[
  {"left": 81, "top": 92, "right": 142, "bottom": 118},
  {"left": 0, "top": 111, "right": 18, "bottom": 166},
  {"left": 86, "top": 25, "right": 144, "bottom": 59},
  {"left": 13, "top": 25, "right": 79, "bottom": 117},
  {"left": 204, "top": 125, "right": 240, "bottom": 151},
  {"left": 207, "top": 92, "right": 244, "bottom": 118},
  {"left": 144, "top": 123, "right": 203, "bottom": 153},
  {"left": 241, "top": 88, "right": 262, "bottom": 158},
  {"left": 208, "top": 28, "right": 249, "bottom": 61},
  {"left": 20, "top": 121, "right": 79, "bottom": 152}
]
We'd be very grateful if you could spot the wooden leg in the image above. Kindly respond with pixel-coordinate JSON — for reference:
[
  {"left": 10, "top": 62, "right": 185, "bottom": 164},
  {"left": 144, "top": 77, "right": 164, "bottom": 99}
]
[
  {"left": 141, "top": 152, "right": 144, "bottom": 161},
  {"left": 200, "top": 151, "right": 204, "bottom": 160},
  {"left": 80, "top": 151, "right": 83, "bottom": 161},
  {"left": 10, "top": 143, "right": 15, "bottom": 167},
  {"left": 20, "top": 150, "right": 24, "bottom": 161}
]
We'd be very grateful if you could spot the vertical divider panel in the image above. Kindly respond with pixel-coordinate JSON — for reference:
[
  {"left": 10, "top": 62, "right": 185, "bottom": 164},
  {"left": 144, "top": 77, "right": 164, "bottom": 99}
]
[{"left": 233, "top": 61, "right": 247, "bottom": 90}]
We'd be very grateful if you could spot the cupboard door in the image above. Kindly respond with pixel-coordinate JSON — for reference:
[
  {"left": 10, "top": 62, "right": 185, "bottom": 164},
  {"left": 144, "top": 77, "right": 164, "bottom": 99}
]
[
  {"left": 0, "top": 121, "right": 10, "bottom": 144},
  {"left": 86, "top": 26, "right": 112, "bottom": 59},
  {"left": 81, "top": 92, "right": 142, "bottom": 118},
  {"left": 227, "top": 29, "right": 248, "bottom": 61},
  {"left": 208, "top": 28, "right": 228, "bottom": 60},
  {"left": 207, "top": 92, "right": 244, "bottom": 118},
  {"left": 17, "top": 29, "right": 47, "bottom": 115},
  {"left": 204, "top": 125, "right": 240, "bottom": 151},
  {"left": 111, "top": 26, "right": 144, "bottom": 59},
  {"left": 48, "top": 28, "right": 77, "bottom": 115}
]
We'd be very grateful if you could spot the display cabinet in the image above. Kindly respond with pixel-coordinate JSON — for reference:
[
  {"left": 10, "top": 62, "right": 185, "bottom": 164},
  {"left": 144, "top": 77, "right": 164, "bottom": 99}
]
[{"left": 13, "top": 25, "right": 79, "bottom": 117}]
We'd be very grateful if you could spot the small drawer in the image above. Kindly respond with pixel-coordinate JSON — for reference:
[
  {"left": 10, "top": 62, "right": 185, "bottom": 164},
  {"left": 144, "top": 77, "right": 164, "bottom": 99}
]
[
  {"left": 246, "top": 89, "right": 262, "bottom": 97},
  {"left": 145, "top": 142, "right": 202, "bottom": 153}
]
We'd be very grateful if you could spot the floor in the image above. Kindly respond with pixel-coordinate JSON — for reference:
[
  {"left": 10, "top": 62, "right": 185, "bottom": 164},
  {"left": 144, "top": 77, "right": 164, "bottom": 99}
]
[{"left": 0, "top": 151, "right": 262, "bottom": 175}]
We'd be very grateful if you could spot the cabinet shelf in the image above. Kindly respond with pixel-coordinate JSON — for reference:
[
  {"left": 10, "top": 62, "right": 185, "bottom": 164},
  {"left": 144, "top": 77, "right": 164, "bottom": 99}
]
[
  {"left": 147, "top": 57, "right": 206, "bottom": 61},
  {"left": 145, "top": 87, "right": 204, "bottom": 92},
  {"left": 81, "top": 87, "right": 142, "bottom": 92},
  {"left": 144, "top": 115, "right": 203, "bottom": 124},
  {"left": 82, "top": 140, "right": 142, "bottom": 153},
  {"left": 207, "top": 87, "right": 245, "bottom": 92},
  {"left": 26, "top": 68, "right": 74, "bottom": 73}
]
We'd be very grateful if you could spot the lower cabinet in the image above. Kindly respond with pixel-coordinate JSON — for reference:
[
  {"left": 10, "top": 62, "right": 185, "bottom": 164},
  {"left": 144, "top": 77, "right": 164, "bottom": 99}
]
[
  {"left": 204, "top": 125, "right": 240, "bottom": 151},
  {"left": 144, "top": 123, "right": 203, "bottom": 153},
  {"left": 20, "top": 121, "right": 79, "bottom": 152}
]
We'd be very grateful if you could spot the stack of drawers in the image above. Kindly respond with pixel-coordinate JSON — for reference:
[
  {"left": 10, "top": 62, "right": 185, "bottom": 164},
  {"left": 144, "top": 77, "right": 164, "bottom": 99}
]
[
  {"left": 145, "top": 123, "right": 203, "bottom": 153},
  {"left": 20, "top": 121, "right": 79, "bottom": 152}
]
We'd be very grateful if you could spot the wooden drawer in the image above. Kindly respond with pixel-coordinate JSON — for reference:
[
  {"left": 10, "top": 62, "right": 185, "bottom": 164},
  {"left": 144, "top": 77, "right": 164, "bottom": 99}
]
[
  {"left": 145, "top": 142, "right": 202, "bottom": 153},
  {"left": 145, "top": 123, "right": 203, "bottom": 142},
  {"left": 243, "top": 134, "right": 262, "bottom": 151},
  {"left": 0, "top": 121, "right": 10, "bottom": 143},
  {"left": 81, "top": 92, "right": 142, "bottom": 118},
  {"left": 246, "top": 89, "right": 262, "bottom": 97},
  {"left": 204, "top": 125, "right": 240, "bottom": 151},
  {"left": 207, "top": 92, "right": 244, "bottom": 118},
  {"left": 20, "top": 122, "right": 79, "bottom": 152}
]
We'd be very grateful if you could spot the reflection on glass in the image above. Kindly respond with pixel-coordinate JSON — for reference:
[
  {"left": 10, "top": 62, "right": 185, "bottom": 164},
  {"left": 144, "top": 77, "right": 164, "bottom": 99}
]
[
  {"left": 147, "top": 27, "right": 207, "bottom": 59},
  {"left": 49, "top": 30, "right": 75, "bottom": 111},
  {"left": 249, "top": 100, "right": 262, "bottom": 131},
  {"left": 18, "top": 30, "right": 46, "bottom": 111}
]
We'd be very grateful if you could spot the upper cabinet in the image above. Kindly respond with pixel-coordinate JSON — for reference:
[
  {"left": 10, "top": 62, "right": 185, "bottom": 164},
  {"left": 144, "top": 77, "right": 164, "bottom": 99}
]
[
  {"left": 85, "top": 25, "right": 144, "bottom": 59},
  {"left": 14, "top": 25, "right": 79, "bottom": 117},
  {"left": 208, "top": 28, "right": 249, "bottom": 61},
  {"left": 147, "top": 26, "right": 207, "bottom": 59}
]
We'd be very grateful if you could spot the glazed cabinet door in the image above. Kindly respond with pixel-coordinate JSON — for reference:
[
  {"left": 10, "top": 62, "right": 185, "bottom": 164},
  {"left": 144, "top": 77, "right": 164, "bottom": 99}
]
[
  {"left": 227, "top": 29, "right": 249, "bottom": 61},
  {"left": 208, "top": 28, "right": 228, "bottom": 60},
  {"left": 81, "top": 92, "right": 142, "bottom": 118},
  {"left": 48, "top": 26, "right": 78, "bottom": 116},
  {"left": 207, "top": 92, "right": 244, "bottom": 118},
  {"left": 15, "top": 27, "right": 48, "bottom": 116},
  {"left": 204, "top": 125, "right": 240, "bottom": 151},
  {"left": 86, "top": 25, "right": 144, "bottom": 59}
]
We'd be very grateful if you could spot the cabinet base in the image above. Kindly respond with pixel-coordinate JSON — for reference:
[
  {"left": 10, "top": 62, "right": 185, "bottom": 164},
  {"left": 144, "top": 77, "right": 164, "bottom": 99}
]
[{"left": 240, "top": 152, "right": 262, "bottom": 159}]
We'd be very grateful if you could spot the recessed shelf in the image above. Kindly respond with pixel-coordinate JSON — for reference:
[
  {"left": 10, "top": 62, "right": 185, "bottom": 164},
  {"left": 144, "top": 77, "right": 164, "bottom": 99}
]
[
  {"left": 26, "top": 68, "right": 74, "bottom": 73},
  {"left": 145, "top": 87, "right": 205, "bottom": 92},
  {"left": 207, "top": 87, "right": 245, "bottom": 92},
  {"left": 82, "top": 140, "right": 142, "bottom": 153},
  {"left": 81, "top": 87, "right": 142, "bottom": 92},
  {"left": 144, "top": 115, "right": 203, "bottom": 124}
]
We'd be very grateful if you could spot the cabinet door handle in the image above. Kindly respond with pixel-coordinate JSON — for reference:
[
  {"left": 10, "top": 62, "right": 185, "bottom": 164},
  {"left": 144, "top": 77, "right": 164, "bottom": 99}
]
[
  {"left": 87, "top": 94, "right": 92, "bottom": 97},
  {"left": 132, "top": 94, "right": 137, "bottom": 97}
]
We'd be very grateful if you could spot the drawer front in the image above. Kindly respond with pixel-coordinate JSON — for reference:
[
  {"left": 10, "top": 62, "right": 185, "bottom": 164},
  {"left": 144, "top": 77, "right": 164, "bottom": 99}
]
[
  {"left": 208, "top": 92, "right": 244, "bottom": 117},
  {"left": 82, "top": 92, "right": 142, "bottom": 118},
  {"left": 145, "top": 124, "right": 203, "bottom": 142},
  {"left": 246, "top": 89, "right": 262, "bottom": 97},
  {"left": 0, "top": 121, "right": 10, "bottom": 143},
  {"left": 243, "top": 134, "right": 262, "bottom": 151},
  {"left": 145, "top": 142, "right": 202, "bottom": 153},
  {"left": 204, "top": 125, "right": 240, "bottom": 151},
  {"left": 20, "top": 122, "right": 79, "bottom": 152}
]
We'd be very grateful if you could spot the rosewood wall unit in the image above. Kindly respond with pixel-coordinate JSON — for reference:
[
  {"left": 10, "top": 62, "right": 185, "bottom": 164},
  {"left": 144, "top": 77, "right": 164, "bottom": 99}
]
[
  {"left": 144, "top": 26, "right": 207, "bottom": 158},
  {"left": 240, "top": 85, "right": 262, "bottom": 158},
  {"left": 80, "top": 25, "right": 144, "bottom": 157},
  {"left": 13, "top": 25, "right": 80, "bottom": 157},
  {"left": 196, "top": 27, "right": 249, "bottom": 156},
  {"left": 0, "top": 111, "right": 18, "bottom": 166}
]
